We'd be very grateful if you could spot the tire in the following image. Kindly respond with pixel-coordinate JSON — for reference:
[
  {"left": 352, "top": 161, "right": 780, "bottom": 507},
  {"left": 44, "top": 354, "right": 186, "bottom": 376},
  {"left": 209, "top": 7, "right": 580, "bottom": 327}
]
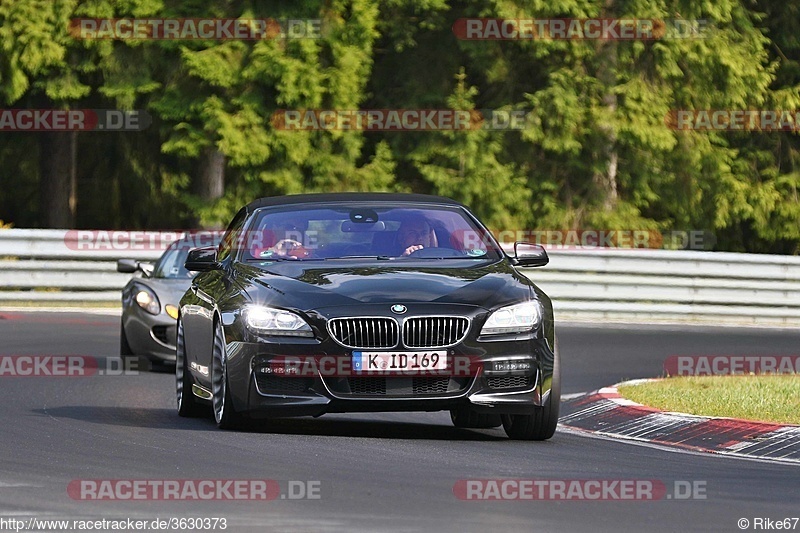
[
  {"left": 450, "top": 407, "right": 502, "bottom": 429},
  {"left": 176, "top": 318, "right": 206, "bottom": 417},
  {"left": 211, "top": 320, "right": 246, "bottom": 429},
  {"left": 502, "top": 346, "right": 561, "bottom": 441},
  {"left": 119, "top": 320, "right": 144, "bottom": 373},
  {"left": 120, "top": 321, "right": 133, "bottom": 357}
]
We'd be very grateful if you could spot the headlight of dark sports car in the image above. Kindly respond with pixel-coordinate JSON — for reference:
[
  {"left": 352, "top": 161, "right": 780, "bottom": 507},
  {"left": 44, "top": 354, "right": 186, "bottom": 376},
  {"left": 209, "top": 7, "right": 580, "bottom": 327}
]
[
  {"left": 135, "top": 286, "right": 161, "bottom": 315},
  {"left": 243, "top": 305, "right": 314, "bottom": 337},
  {"left": 480, "top": 301, "right": 541, "bottom": 336}
]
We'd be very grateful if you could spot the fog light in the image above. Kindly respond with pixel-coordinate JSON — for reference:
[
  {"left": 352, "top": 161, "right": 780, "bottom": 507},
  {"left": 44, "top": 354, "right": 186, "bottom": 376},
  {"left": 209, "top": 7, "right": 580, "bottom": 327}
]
[{"left": 485, "top": 359, "right": 533, "bottom": 376}]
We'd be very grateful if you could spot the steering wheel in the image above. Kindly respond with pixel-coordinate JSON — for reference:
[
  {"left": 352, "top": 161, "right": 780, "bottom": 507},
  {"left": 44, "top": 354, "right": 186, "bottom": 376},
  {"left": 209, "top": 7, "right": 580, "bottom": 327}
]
[{"left": 256, "top": 239, "right": 311, "bottom": 259}]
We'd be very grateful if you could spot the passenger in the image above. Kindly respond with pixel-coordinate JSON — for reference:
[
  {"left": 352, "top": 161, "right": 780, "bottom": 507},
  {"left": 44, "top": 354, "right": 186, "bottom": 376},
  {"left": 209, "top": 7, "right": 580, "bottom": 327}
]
[{"left": 253, "top": 217, "right": 311, "bottom": 259}]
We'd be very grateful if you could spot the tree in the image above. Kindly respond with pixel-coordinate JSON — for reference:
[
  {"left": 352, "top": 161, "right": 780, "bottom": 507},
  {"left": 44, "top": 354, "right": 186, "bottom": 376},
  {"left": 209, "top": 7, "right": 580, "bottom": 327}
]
[
  {"left": 410, "top": 68, "right": 532, "bottom": 230},
  {"left": 1, "top": 0, "right": 800, "bottom": 254},
  {"left": 0, "top": 0, "right": 162, "bottom": 228}
]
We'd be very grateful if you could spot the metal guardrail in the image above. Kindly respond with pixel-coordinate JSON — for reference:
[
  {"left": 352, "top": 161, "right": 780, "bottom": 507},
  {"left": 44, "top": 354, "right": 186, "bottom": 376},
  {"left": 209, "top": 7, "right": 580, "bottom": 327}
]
[
  {"left": 1, "top": 229, "right": 799, "bottom": 326},
  {"left": 0, "top": 230, "right": 165, "bottom": 303},
  {"left": 529, "top": 249, "right": 800, "bottom": 326}
]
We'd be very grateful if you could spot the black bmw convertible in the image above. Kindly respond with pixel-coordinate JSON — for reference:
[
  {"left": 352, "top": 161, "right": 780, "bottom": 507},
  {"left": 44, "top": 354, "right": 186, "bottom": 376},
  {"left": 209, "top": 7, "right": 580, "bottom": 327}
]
[{"left": 177, "top": 193, "right": 559, "bottom": 440}]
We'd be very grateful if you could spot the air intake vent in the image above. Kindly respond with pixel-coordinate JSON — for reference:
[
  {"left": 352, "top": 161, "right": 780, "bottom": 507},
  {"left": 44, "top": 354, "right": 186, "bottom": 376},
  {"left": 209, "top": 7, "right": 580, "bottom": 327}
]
[
  {"left": 487, "top": 375, "right": 534, "bottom": 390},
  {"left": 256, "top": 374, "right": 313, "bottom": 394},
  {"left": 347, "top": 377, "right": 387, "bottom": 395},
  {"left": 152, "top": 325, "right": 172, "bottom": 345},
  {"left": 412, "top": 377, "right": 450, "bottom": 394}
]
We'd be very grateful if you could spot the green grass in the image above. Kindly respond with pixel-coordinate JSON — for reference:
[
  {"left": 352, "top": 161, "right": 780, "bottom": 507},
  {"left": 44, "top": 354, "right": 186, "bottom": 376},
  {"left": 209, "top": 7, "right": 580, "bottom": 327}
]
[{"left": 617, "top": 376, "right": 800, "bottom": 425}]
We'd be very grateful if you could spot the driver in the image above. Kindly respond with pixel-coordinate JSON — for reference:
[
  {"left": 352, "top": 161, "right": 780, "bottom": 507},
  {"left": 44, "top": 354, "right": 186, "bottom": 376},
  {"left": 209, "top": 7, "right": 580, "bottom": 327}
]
[{"left": 396, "top": 217, "right": 438, "bottom": 256}]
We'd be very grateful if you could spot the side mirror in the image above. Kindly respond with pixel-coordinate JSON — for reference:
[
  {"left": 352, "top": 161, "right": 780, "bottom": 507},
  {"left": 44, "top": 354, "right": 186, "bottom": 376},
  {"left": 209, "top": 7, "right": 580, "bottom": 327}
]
[
  {"left": 513, "top": 242, "right": 549, "bottom": 267},
  {"left": 185, "top": 246, "right": 220, "bottom": 272},
  {"left": 117, "top": 259, "right": 154, "bottom": 276},
  {"left": 116, "top": 259, "right": 139, "bottom": 273}
]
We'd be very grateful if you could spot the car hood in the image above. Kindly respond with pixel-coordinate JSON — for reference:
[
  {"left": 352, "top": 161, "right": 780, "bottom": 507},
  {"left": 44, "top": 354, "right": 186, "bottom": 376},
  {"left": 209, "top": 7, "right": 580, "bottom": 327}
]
[
  {"left": 233, "top": 260, "right": 536, "bottom": 311},
  {"left": 136, "top": 277, "right": 193, "bottom": 306}
]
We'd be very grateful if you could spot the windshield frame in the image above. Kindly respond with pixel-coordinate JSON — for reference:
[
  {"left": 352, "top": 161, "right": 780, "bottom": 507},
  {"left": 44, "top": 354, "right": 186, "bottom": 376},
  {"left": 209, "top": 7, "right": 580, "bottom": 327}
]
[{"left": 151, "top": 243, "right": 193, "bottom": 279}]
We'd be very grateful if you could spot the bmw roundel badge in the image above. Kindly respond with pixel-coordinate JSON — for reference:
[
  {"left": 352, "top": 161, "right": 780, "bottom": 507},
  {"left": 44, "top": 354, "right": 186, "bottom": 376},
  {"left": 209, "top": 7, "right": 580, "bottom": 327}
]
[{"left": 391, "top": 304, "right": 407, "bottom": 314}]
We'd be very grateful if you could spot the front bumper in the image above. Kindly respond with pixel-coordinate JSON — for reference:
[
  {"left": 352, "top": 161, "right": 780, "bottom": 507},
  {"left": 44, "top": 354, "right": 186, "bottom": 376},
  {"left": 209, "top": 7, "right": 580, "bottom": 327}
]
[
  {"left": 222, "top": 334, "right": 554, "bottom": 419},
  {"left": 122, "top": 307, "right": 177, "bottom": 362}
]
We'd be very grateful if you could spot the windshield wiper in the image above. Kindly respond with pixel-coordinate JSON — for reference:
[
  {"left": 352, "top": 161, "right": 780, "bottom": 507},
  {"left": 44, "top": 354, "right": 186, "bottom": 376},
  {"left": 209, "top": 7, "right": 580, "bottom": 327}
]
[
  {"left": 322, "top": 255, "right": 393, "bottom": 261},
  {"left": 398, "top": 255, "right": 487, "bottom": 260},
  {"left": 245, "top": 257, "right": 324, "bottom": 262}
]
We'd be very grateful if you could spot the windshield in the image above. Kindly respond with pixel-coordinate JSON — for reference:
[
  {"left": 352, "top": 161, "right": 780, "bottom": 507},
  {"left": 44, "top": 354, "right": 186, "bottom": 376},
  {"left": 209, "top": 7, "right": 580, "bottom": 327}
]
[
  {"left": 153, "top": 233, "right": 221, "bottom": 278},
  {"left": 152, "top": 244, "right": 193, "bottom": 278},
  {"left": 235, "top": 204, "right": 503, "bottom": 262}
]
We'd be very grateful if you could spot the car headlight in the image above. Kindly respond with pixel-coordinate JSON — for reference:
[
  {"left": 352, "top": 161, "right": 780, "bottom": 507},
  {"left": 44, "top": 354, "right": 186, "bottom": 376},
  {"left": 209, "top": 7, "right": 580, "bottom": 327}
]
[
  {"left": 243, "top": 305, "right": 314, "bottom": 337},
  {"left": 480, "top": 301, "right": 541, "bottom": 335},
  {"left": 134, "top": 286, "right": 160, "bottom": 315}
]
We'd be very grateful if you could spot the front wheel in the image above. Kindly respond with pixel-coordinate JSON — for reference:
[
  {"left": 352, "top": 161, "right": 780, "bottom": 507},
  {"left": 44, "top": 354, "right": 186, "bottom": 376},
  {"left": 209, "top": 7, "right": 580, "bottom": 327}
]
[
  {"left": 120, "top": 321, "right": 134, "bottom": 357},
  {"left": 502, "top": 347, "right": 560, "bottom": 441},
  {"left": 176, "top": 318, "right": 206, "bottom": 417},
  {"left": 211, "top": 321, "right": 245, "bottom": 429}
]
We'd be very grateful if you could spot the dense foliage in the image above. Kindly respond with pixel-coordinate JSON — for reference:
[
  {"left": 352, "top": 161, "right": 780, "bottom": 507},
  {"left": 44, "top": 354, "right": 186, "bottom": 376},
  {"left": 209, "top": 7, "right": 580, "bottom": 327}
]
[{"left": 0, "top": 0, "right": 798, "bottom": 253}]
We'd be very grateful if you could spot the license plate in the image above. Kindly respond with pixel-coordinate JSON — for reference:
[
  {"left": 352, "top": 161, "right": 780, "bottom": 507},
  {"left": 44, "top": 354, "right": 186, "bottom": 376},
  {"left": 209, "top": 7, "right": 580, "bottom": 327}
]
[{"left": 352, "top": 351, "right": 447, "bottom": 373}]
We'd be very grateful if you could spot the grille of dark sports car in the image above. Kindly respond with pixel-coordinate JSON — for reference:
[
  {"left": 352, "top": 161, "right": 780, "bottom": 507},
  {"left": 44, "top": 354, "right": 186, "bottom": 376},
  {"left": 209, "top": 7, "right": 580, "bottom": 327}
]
[
  {"left": 328, "top": 316, "right": 470, "bottom": 349},
  {"left": 255, "top": 374, "right": 313, "bottom": 394},
  {"left": 402, "top": 317, "right": 469, "bottom": 348},
  {"left": 487, "top": 375, "right": 534, "bottom": 389},
  {"left": 328, "top": 318, "right": 399, "bottom": 348},
  {"left": 345, "top": 377, "right": 456, "bottom": 396}
]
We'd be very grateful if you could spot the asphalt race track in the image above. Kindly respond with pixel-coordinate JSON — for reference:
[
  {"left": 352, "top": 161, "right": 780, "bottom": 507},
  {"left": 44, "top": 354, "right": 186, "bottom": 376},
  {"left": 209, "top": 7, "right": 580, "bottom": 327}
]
[{"left": 0, "top": 312, "right": 797, "bottom": 533}]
